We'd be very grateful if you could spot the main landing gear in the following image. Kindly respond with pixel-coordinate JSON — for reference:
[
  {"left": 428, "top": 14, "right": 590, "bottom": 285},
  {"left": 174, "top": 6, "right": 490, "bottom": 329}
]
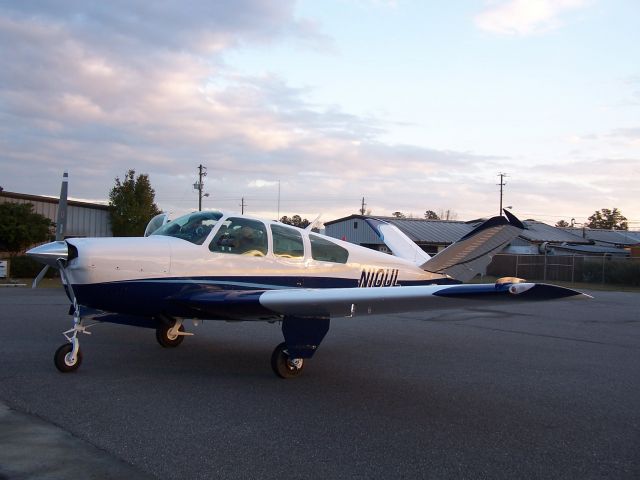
[
  {"left": 270, "top": 316, "right": 331, "bottom": 379},
  {"left": 271, "top": 342, "right": 305, "bottom": 378},
  {"left": 155, "top": 318, "right": 192, "bottom": 348}
]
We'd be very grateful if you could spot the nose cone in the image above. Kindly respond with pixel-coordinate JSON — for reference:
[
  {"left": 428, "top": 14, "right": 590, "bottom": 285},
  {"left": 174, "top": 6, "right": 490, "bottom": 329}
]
[{"left": 26, "top": 241, "right": 68, "bottom": 267}]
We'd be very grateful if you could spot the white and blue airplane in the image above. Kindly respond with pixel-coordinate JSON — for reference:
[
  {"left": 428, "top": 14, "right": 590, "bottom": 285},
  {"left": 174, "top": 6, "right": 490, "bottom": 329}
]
[{"left": 27, "top": 175, "right": 587, "bottom": 378}]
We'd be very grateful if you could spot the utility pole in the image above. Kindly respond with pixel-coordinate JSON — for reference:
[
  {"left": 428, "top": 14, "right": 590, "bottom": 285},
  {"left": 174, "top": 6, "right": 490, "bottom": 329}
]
[
  {"left": 359, "top": 197, "right": 367, "bottom": 215},
  {"left": 497, "top": 172, "right": 507, "bottom": 216},
  {"left": 193, "top": 164, "right": 207, "bottom": 211},
  {"left": 240, "top": 197, "right": 247, "bottom": 214}
]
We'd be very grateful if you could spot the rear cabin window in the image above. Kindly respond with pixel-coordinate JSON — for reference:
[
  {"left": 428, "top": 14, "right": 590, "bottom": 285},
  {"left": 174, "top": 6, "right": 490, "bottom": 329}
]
[
  {"left": 209, "top": 218, "right": 268, "bottom": 256},
  {"left": 271, "top": 224, "right": 304, "bottom": 259},
  {"left": 309, "top": 234, "right": 349, "bottom": 264}
]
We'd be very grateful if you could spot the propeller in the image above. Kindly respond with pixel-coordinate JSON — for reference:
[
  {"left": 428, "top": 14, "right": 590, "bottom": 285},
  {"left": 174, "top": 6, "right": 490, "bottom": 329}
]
[{"left": 32, "top": 172, "right": 68, "bottom": 288}]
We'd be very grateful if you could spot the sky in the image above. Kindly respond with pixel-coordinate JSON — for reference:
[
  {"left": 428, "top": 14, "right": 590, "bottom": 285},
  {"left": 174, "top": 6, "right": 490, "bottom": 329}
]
[{"left": 1, "top": 0, "right": 639, "bottom": 227}]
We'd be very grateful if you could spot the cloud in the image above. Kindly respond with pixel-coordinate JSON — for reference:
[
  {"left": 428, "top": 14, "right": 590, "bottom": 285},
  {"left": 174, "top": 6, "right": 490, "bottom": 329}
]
[
  {"left": 474, "top": 0, "right": 590, "bottom": 36},
  {"left": 0, "top": 1, "right": 500, "bottom": 221},
  {"left": 1, "top": 1, "right": 637, "bottom": 225}
]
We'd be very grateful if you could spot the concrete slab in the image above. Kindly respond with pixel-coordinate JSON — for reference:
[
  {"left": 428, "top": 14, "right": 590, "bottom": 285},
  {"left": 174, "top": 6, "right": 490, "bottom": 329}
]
[{"left": 0, "top": 401, "right": 154, "bottom": 480}]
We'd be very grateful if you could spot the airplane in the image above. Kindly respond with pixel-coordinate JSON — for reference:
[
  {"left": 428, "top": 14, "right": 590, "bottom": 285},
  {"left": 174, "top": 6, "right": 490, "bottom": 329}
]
[{"left": 27, "top": 174, "right": 588, "bottom": 378}]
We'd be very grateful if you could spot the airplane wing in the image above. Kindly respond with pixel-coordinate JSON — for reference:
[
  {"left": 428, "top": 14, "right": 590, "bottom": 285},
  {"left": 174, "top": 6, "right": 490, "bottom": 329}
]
[{"left": 257, "top": 281, "right": 588, "bottom": 318}]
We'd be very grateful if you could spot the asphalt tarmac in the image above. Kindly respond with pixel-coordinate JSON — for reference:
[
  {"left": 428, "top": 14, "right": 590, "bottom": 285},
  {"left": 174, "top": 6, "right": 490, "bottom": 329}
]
[{"left": 0, "top": 287, "right": 638, "bottom": 479}]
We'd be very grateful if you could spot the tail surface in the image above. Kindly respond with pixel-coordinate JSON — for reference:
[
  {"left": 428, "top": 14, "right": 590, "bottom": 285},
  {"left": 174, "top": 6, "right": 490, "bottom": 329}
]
[
  {"left": 366, "top": 210, "right": 524, "bottom": 282},
  {"left": 420, "top": 210, "right": 524, "bottom": 281}
]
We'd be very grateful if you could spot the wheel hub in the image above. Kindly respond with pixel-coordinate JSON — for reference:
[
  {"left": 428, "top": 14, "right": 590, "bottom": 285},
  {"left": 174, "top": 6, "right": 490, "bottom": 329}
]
[
  {"left": 287, "top": 358, "right": 303, "bottom": 370},
  {"left": 64, "top": 352, "right": 76, "bottom": 366}
]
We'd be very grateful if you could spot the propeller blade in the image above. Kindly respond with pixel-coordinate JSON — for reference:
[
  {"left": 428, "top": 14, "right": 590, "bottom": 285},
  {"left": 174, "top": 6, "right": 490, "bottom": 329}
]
[{"left": 32, "top": 265, "right": 50, "bottom": 289}]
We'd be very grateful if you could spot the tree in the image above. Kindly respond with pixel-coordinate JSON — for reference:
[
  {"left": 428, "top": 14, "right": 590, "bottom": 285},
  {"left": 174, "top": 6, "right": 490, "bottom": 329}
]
[
  {"left": 280, "top": 215, "right": 310, "bottom": 228},
  {"left": 555, "top": 220, "right": 570, "bottom": 228},
  {"left": 438, "top": 208, "right": 458, "bottom": 221},
  {"left": 391, "top": 211, "right": 406, "bottom": 219},
  {"left": 108, "top": 169, "right": 161, "bottom": 236},
  {"left": 586, "top": 208, "right": 628, "bottom": 230},
  {"left": 424, "top": 210, "right": 439, "bottom": 220},
  {"left": 0, "top": 203, "right": 53, "bottom": 255}
]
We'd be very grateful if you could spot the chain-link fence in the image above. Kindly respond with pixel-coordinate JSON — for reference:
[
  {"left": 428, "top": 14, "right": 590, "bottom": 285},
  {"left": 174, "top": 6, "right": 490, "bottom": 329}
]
[{"left": 487, "top": 254, "right": 640, "bottom": 286}]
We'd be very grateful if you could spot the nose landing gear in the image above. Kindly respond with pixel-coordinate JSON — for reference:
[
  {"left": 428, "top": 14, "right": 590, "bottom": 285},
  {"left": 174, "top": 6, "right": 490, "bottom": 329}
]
[
  {"left": 53, "top": 302, "right": 92, "bottom": 373},
  {"left": 54, "top": 258, "right": 94, "bottom": 373}
]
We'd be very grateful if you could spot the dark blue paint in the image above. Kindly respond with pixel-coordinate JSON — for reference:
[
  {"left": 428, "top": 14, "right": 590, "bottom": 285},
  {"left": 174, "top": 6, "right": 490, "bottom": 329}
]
[
  {"left": 72, "top": 274, "right": 455, "bottom": 320},
  {"left": 282, "top": 316, "right": 331, "bottom": 359}
]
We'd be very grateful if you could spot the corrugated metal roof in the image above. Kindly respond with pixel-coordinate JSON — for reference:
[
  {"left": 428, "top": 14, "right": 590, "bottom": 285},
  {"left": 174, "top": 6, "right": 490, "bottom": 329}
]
[
  {"left": 383, "top": 218, "right": 474, "bottom": 244},
  {"left": 325, "top": 214, "right": 640, "bottom": 249},
  {"left": 560, "top": 227, "right": 640, "bottom": 246},
  {"left": 0, "top": 191, "right": 109, "bottom": 210},
  {"left": 519, "top": 221, "right": 589, "bottom": 243},
  {"left": 551, "top": 244, "right": 630, "bottom": 256}
]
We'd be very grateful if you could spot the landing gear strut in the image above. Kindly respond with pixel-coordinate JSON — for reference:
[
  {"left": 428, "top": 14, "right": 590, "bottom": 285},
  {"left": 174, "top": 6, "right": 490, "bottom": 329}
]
[{"left": 54, "top": 259, "right": 92, "bottom": 373}]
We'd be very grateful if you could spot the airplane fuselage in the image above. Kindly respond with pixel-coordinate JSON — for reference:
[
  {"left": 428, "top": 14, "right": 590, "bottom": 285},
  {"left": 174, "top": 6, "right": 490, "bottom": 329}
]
[{"left": 61, "top": 211, "right": 452, "bottom": 320}]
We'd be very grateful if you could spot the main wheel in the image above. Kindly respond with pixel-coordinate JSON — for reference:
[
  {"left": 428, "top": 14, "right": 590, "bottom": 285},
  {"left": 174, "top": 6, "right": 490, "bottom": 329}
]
[
  {"left": 156, "top": 324, "right": 185, "bottom": 348},
  {"left": 271, "top": 342, "right": 305, "bottom": 379},
  {"left": 54, "top": 343, "right": 82, "bottom": 373}
]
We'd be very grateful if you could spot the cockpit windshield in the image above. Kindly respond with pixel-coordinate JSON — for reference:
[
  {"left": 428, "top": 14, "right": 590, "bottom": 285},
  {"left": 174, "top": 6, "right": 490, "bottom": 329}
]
[{"left": 151, "top": 211, "right": 223, "bottom": 245}]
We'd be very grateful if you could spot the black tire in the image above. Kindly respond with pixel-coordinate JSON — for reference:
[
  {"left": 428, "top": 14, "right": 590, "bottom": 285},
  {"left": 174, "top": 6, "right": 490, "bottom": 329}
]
[
  {"left": 271, "top": 342, "right": 305, "bottom": 379},
  {"left": 156, "top": 324, "right": 185, "bottom": 348},
  {"left": 54, "top": 343, "right": 82, "bottom": 373}
]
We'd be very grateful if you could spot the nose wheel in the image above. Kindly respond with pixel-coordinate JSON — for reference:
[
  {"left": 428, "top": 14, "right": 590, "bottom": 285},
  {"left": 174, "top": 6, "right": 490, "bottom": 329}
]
[
  {"left": 54, "top": 343, "right": 82, "bottom": 372},
  {"left": 271, "top": 342, "right": 305, "bottom": 379}
]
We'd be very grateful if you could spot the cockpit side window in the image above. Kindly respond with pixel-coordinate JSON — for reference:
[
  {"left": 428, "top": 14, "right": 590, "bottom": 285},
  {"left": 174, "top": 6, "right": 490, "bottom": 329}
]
[
  {"left": 209, "top": 218, "right": 268, "bottom": 256},
  {"left": 271, "top": 224, "right": 304, "bottom": 259},
  {"left": 152, "top": 211, "right": 222, "bottom": 245},
  {"left": 309, "top": 234, "right": 349, "bottom": 264}
]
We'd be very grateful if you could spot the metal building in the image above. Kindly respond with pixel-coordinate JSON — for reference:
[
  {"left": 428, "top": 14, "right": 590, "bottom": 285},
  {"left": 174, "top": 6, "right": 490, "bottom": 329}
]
[
  {"left": 0, "top": 191, "right": 112, "bottom": 237},
  {"left": 324, "top": 215, "right": 477, "bottom": 255},
  {"left": 325, "top": 214, "right": 638, "bottom": 258},
  {"left": 559, "top": 227, "right": 640, "bottom": 248}
]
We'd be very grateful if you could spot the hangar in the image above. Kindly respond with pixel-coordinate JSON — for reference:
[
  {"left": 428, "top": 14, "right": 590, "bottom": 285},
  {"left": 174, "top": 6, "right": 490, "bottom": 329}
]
[
  {"left": 324, "top": 214, "right": 474, "bottom": 255},
  {"left": 0, "top": 190, "right": 112, "bottom": 238},
  {"left": 324, "top": 214, "right": 639, "bottom": 258}
]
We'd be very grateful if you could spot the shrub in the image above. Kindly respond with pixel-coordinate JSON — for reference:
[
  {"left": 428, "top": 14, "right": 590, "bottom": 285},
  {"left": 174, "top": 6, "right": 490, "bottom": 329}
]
[
  {"left": 5, "top": 255, "right": 58, "bottom": 279},
  {"left": 581, "top": 258, "right": 640, "bottom": 286}
]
